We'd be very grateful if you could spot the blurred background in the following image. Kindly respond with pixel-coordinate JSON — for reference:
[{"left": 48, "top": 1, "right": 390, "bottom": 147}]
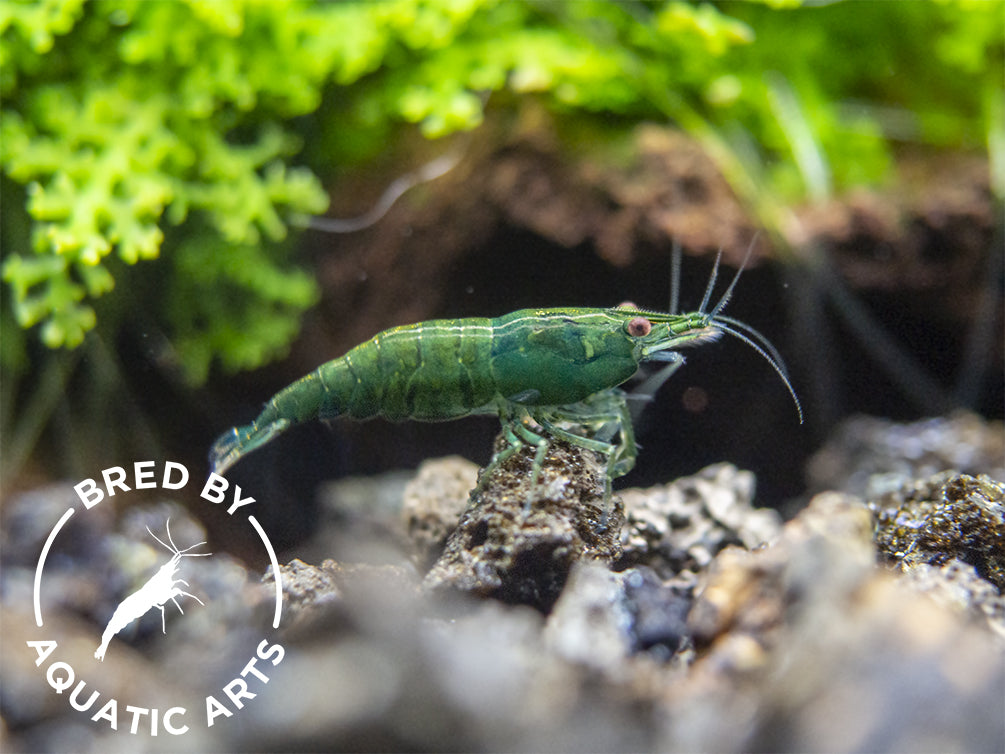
[{"left": 2, "top": 0, "right": 1002, "bottom": 555}]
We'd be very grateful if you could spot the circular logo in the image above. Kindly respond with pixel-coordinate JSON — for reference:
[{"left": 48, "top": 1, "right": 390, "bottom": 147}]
[{"left": 27, "top": 461, "right": 285, "bottom": 737}]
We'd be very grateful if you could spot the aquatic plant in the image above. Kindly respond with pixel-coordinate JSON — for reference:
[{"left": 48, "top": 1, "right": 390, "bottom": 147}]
[
  {"left": 1, "top": 0, "right": 999, "bottom": 478},
  {"left": 3, "top": 0, "right": 998, "bottom": 377}
]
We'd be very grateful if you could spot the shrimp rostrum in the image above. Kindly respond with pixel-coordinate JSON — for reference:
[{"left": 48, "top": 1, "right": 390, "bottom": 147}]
[{"left": 210, "top": 255, "right": 801, "bottom": 497}]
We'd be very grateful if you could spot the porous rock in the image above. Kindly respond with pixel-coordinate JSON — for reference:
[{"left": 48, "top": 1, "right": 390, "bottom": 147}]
[
  {"left": 422, "top": 435, "right": 625, "bottom": 612},
  {"left": 899, "top": 559, "right": 1005, "bottom": 642},
  {"left": 7, "top": 457, "right": 1004, "bottom": 753},
  {"left": 268, "top": 557, "right": 421, "bottom": 641},
  {"left": 868, "top": 471, "right": 1005, "bottom": 639},
  {"left": 666, "top": 490, "right": 1004, "bottom": 753},
  {"left": 806, "top": 410, "right": 1005, "bottom": 498},
  {"left": 870, "top": 471, "right": 1005, "bottom": 589},
  {"left": 687, "top": 491, "right": 877, "bottom": 658},
  {"left": 618, "top": 462, "right": 782, "bottom": 582},
  {"left": 545, "top": 561, "right": 693, "bottom": 673},
  {"left": 401, "top": 455, "right": 480, "bottom": 568}
]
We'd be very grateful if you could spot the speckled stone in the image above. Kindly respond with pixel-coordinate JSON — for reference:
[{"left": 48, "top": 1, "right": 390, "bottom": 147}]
[
  {"left": 401, "top": 455, "right": 479, "bottom": 568},
  {"left": 422, "top": 435, "right": 625, "bottom": 611},
  {"left": 807, "top": 411, "right": 1005, "bottom": 498},
  {"left": 618, "top": 462, "right": 782, "bottom": 582},
  {"left": 870, "top": 472, "right": 1005, "bottom": 590}
]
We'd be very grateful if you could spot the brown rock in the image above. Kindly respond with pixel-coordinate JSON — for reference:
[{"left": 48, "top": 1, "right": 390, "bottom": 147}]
[{"left": 423, "top": 435, "right": 625, "bottom": 611}]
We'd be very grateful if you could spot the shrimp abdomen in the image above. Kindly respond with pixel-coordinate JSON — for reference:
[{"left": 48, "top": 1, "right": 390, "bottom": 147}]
[{"left": 338, "top": 318, "right": 497, "bottom": 421}]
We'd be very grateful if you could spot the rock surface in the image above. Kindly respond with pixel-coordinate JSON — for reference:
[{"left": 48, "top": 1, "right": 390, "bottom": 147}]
[
  {"left": 807, "top": 410, "right": 1005, "bottom": 498},
  {"left": 422, "top": 437, "right": 625, "bottom": 611},
  {"left": 618, "top": 462, "right": 781, "bottom": 583},
  {"left": 870, "top": 471, "right": 1005, "bottom": 640},
  {"left": 2, "top": 413, "right": 1003, "bottom": 753}
]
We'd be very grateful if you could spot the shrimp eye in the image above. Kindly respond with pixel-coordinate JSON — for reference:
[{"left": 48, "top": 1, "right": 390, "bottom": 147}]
[{"left": 626, "top": 316, "right": 652, "bottom": 337}]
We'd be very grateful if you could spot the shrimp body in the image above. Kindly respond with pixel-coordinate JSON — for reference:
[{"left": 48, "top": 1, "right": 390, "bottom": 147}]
[
  {"left": 210, "top": 257, "right": 802, "bottom": 491},
  {"left": 210, "top": 308, "right": 719, "bottom": 476}
]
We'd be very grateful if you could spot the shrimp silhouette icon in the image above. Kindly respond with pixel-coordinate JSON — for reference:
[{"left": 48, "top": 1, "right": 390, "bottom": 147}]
[{"left": 95, "top": 519, "right": 211, "bottom": 661}]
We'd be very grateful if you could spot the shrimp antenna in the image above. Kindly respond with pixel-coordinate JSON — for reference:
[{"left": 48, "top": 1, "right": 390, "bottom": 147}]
[
  {"left": 698, "top": 236, "right": 800, "bottom": 422},
  {"left": 668, "top": 240, "right": 682, "bottom": 315},
  {"left": 302, "top": 149, "right": 462, "bottom": 233},
  {"left": 631, "top": 241, "right": 684, "bottom": 425},
  {"left": 697, "top": 251, "right": 722, "bottom": 314},
  {"left": 715, "top": 314, "right": 791, "bottom": 379},
  {"left": 716, "top": 321, "right": 804, "bottom": 423},
  {"left": 165, "top": 518, "right": 179, "bottom": 553},
  {"left": 709, "top": 235, "right": 759, "bottom": 321}
]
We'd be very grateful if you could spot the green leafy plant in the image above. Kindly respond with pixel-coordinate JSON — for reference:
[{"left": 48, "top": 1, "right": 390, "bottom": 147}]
[
  {"left": 3, "top": 0, "right": 999, "bottom": 382},
  {"left": 1, "top": 0, "right": 332, "bottom": 378}
]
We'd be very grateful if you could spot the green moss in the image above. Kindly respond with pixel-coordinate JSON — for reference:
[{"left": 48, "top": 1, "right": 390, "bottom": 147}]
[
  {"left": 2, "top": 0, "right": 332, "bottom": 373},
  {"left": 2, "top": 0, "right": 999, "bottom": 383}
]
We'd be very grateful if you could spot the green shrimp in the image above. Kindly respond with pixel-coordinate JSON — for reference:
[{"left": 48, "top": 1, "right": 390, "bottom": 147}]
[{"left": 209, "top": 255, "right": 802, "bottom": 494}]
